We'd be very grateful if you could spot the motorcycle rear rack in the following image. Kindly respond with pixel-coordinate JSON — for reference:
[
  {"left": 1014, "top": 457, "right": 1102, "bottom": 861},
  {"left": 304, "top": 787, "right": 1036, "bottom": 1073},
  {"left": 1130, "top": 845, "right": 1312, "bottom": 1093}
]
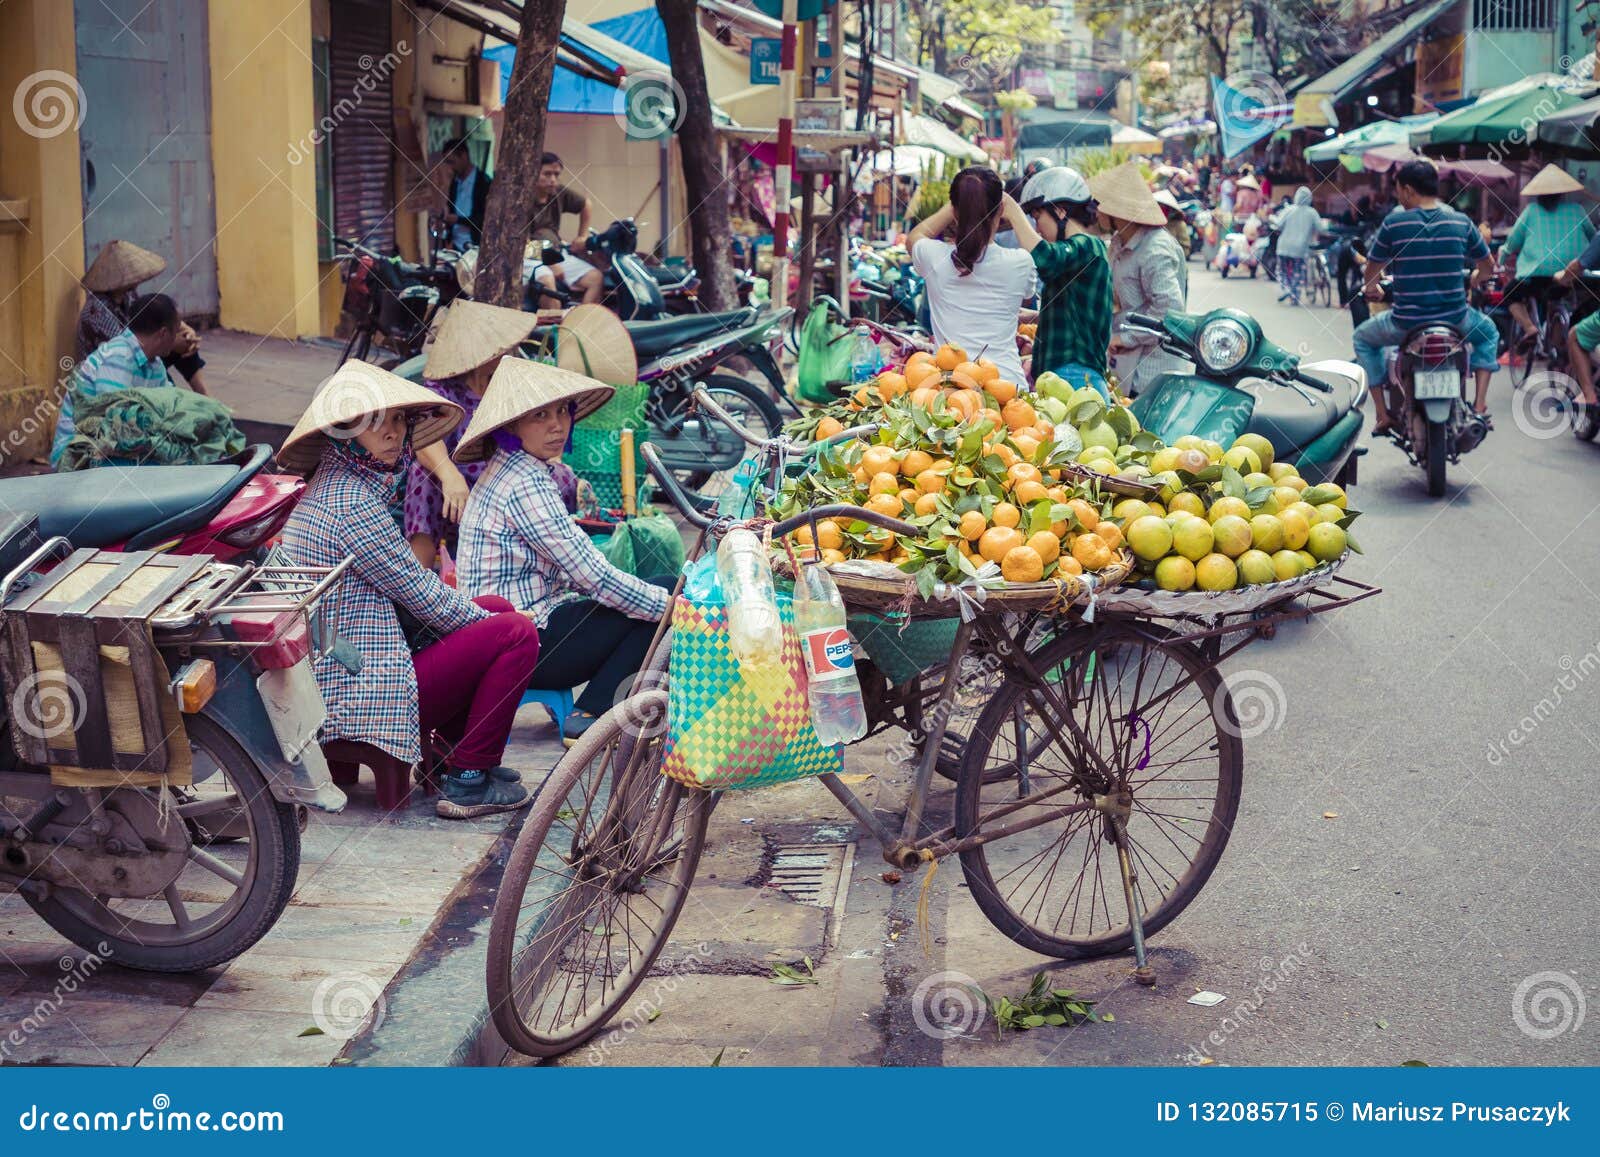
[{"left": 149, "top": 557, "right": 351, "bottom": 659}]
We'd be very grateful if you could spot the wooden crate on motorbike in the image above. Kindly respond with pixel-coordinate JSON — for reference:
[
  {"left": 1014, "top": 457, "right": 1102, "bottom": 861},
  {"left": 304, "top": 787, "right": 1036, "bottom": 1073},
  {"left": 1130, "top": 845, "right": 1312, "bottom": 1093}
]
[{"left": 0, "top": 550, "right": 202, "bottom": 787}]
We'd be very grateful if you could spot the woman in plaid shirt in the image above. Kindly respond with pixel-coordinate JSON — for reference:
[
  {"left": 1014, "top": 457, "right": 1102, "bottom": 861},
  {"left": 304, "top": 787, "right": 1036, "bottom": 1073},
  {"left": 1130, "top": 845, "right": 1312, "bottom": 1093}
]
[
  {"left": 455, "top": 359, "right": 674, "bottom": 745},
  {"left": 278, "top": 362, "right": 541, "bottom": 819}
]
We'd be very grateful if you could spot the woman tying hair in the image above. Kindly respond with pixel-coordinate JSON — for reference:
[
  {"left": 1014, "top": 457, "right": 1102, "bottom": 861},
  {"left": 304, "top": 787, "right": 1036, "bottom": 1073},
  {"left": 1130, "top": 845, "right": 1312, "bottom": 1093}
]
[
  {"left": 906, "top": 165, "right": 1036, "bottom": 384},
  {"left": 455, "top": 359, "right": 675, "bottom": 746},
  {"left": 278, "top": 361, "right": 541, "bottom": 820}
]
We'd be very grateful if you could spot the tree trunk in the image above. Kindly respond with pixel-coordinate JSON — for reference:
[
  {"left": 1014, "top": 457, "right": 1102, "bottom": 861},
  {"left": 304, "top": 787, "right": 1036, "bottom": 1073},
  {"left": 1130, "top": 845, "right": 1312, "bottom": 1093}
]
[
  {"left": 657, "top": 0, "right": 737, "bottom": 311},
  {"left": 476, "top": 0, "right": 567, "bottom": 308}
]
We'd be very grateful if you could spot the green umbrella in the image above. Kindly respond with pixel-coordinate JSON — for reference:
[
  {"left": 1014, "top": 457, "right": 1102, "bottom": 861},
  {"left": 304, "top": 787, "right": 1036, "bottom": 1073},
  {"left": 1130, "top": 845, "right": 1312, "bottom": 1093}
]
[
  {"left": 1417, "top": 76, "right": 1597, "bottom": 148},
  {"left": 1305, "top": 115, "right": 1436, "bottom": 163},
  {"left": 1538, "top": 93, "right": 1600, "bottom": 155}
]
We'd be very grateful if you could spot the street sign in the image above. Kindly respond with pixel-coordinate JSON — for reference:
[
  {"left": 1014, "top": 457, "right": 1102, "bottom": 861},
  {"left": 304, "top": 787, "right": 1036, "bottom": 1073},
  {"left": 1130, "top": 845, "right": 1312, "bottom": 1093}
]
[
  {"left": 752, "top": 0, "right": 836, "bottom": 19},
  {"left": 752, "top": 38, "right": 780, "bottom": 86}
]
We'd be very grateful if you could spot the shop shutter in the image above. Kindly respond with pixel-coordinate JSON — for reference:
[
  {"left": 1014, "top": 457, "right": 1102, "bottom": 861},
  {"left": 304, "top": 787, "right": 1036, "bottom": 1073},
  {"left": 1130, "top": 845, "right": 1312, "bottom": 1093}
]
[{"left": 329, "top": 0, "right": 395, "bottom": 251}]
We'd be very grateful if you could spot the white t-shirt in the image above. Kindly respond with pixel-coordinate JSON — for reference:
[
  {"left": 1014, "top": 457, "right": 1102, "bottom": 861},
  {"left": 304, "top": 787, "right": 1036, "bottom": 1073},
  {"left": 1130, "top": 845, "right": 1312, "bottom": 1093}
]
[{"left": 911, "top": 238, "right": 1035, "bottom": 384}]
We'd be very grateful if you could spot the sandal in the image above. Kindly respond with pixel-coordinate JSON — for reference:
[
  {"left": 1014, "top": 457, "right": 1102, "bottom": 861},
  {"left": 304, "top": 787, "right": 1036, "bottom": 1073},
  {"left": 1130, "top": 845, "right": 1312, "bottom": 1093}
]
[{"left": 561, "top": 710, "right": 599, "bottom": 748}]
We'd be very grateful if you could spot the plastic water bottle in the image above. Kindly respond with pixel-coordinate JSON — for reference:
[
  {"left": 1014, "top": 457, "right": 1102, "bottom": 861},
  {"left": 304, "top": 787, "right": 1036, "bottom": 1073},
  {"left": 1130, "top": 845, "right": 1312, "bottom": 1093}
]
[
  {"left": 793, "top": 560, "right": 867, "bottom": 744},
  {"left": 850, "top": 331, "right": 882, "bottom": 384},
  {"left": 716, "top": 529, "right": 783, "bottom": 667}
]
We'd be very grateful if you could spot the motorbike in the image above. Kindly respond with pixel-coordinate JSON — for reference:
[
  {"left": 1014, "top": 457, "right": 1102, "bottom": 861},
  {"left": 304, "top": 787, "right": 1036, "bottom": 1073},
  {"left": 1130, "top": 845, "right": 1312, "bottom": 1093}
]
[
  {"left": 0, "top": 513, "right": 349, "bottom": 971},
  {"left": 334, "top": 237, "right": 460, "bottom": 367},
  {"left": 1213, "top": 227, "right": 1260, "bottom": 278},
  {"left": 1124, "top": 307, "right": 1368, "bottom": 486},
  {"left": 0, "top": 445, "right": 303, "bottom": 564},
  {"left": 1379, "top": 317, "right": 1491, "bottom": 497}
]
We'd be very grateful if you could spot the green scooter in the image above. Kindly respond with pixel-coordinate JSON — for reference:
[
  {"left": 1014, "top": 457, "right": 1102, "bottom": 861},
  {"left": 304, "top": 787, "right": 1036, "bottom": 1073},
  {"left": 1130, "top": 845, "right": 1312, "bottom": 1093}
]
[{"left": 1124, "top": 308, "right": 1368, "bottom": 486}]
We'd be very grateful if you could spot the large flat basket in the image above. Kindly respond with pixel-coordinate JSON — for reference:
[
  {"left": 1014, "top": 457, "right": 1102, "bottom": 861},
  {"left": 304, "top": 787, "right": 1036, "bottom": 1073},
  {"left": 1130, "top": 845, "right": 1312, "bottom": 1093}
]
[{"left": 809, "top": 550, "right": 1136, "bottom": 618}]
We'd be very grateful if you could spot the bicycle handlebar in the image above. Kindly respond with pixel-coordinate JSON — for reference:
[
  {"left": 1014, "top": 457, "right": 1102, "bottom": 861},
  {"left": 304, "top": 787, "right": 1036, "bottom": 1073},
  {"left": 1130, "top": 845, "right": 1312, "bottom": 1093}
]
[{"left": 688, "top": 386, "right": 877, "bottom": 454}]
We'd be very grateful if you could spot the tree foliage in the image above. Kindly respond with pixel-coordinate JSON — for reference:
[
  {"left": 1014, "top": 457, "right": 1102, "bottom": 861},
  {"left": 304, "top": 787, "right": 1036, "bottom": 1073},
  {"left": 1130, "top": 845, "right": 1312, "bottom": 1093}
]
[{"left": 904, "top": 1, "right": 1062, "bottom": 77}]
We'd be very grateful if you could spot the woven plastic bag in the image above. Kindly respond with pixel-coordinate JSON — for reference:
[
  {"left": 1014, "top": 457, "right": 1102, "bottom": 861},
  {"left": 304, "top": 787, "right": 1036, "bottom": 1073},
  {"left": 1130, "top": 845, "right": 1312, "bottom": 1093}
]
[
  {"left": 661, "top": 555, "right": 842, "bottom": 791},
  {"left": 601, "top": 512, "right": 685, "bottom": 580}
]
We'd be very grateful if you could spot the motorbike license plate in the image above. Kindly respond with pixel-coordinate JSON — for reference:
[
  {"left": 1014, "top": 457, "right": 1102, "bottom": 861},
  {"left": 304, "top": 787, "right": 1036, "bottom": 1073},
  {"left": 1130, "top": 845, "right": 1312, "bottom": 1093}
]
[
  {"left": 256, "top": 662, "right": 328, "bottom": 763},
  {"left": 1413, "top": 370, "right": 1460, "bottom": 399}
]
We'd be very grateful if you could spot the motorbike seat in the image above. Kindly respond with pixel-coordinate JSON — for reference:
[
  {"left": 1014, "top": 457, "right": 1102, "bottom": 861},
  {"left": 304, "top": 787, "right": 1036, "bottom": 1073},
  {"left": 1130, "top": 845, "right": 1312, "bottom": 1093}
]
[
  {"left": 622, "top": 309, "right": 758, "bottom": 360},
  {"left": 0, "top": 446, "right": 271, "bottom": 550},
  {"left": 646, "top": 265, "right": 696, "bottom": 288},
  {"left": 1240, "top": 372, "right": 1364, "bottom": 455}
]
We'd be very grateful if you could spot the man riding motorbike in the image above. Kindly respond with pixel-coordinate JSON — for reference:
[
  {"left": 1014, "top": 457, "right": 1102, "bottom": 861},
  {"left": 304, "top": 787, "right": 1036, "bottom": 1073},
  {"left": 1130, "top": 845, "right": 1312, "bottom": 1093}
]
[{"left": 1355, "top": 160, "right": 1498, "bottom": 435}]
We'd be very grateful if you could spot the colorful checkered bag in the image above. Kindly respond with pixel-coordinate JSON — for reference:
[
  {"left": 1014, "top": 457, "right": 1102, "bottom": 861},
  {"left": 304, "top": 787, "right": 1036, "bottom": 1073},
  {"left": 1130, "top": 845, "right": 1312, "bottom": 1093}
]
[{"left": 661, "top": 590, "right": 843, "bottom": 791}]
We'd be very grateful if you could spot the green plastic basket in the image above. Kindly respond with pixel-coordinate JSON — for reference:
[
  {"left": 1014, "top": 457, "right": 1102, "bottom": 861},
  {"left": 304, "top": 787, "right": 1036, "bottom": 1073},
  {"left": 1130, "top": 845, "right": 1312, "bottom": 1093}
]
[
  {"left": 569, "top": 382, "right": 648, "bottom": 509},
  {"left": 850, "top": 614, "right": 961, "bottom": 686}
]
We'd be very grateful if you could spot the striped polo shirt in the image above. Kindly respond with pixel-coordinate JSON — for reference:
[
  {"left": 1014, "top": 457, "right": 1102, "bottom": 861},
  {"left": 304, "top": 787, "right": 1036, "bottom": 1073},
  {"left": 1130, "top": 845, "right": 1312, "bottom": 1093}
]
[{"left": 1368, "top": 204, "right": 1489, "bottom": 326}]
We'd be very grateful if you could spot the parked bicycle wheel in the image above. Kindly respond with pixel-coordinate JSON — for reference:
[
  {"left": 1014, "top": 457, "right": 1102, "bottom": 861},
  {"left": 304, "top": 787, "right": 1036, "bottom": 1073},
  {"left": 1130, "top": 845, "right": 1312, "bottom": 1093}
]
[
  {"left": 954, "top": 623, "right": 1243, "bottom": 959},
  {"left": 486, "top": 691, "right": 712, "bottom": 1057}
]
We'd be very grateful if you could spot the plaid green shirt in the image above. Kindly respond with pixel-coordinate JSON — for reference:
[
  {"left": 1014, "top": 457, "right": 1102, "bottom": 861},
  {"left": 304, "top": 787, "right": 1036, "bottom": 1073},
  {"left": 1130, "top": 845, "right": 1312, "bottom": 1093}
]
[
  {"left": 1504, "top": 202, "right": 1594, "bottom": 277},
  {"left": 1030, "top": 233, "right": 1113, "bottom": 381}
]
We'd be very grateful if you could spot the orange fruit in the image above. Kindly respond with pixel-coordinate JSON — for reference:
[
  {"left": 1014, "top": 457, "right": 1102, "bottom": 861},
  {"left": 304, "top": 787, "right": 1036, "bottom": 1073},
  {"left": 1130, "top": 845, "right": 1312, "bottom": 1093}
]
[
  {"left": 979, "top": 407, "right": 1004, "bottom": 429},
  {"left": 869, "top": 471, "right": 901, "bottom": 496},
  {"left": 1013, "top": 479, "right": 1049, "bottom": 505},
  {"left": 989, "top": 442, "right": 1019, "bottom": 468},
  {"left": 972, "top": 359, "right": 1001, "bottom": 383},
  {"left": 978, "top": 526, "right": 1025, "bottom": 563},
  {"left": 1002, "top": 398, "right": 1038, "bottom": 430},
  {"left": 876, "top": 372, "right": 909, "bottom": 402},
  {"left": 898, "top": 487, "right": 920, "bottom": 507},
  {"left": 914, "top": 469, "right": 947, "bottom": 495},
  {"left": 1067, "top": 498, "right": 1101, "bottom": 531},
  {"left": 1071, "top": 533, "right": 1114, "bottom": 571},
  {"left": 815, "top": 415, "right": 845, "bottom": 440},
  {"left": 909, "top": 386, "right": 940, "bottom": 409},
  {"left": 1011, "top": 434, "right": 1040, "bottom": 462},
  {"left": 1007, "top": 462, "right": 1043, "bottom": 487},
  {"left": 958, "top": 510, "right": 987, "bottom": 540},
  {"left": 821, "top": 547, "right": 846, "bottom": 565},
  {"left": 906, "top": 349, "right": 935, "bottom": 368},
  {"left": 986, "top": 379, "right": 1019, "bottom": 405},
  {"left": 861, "top": 445, "right": 898, "bottom": 476},
  {"left": 905, "top": 360, "right": 940, "bottom": 389},
  {"left": 1058, "top": 555, "right": 1084, "bottom": 576},
  {"left": 814, "top": 520, "right": 843, "bottom": 550},
  {"left": 945, "top": 391, "right": 980, "bottom": 421},
  {"left": 953, "top": 361, "right": 986, "bottom": 382},
  {"left": 914, "top": 492, "right": 942, "bottom": 516},
  {"left": 1033, "top": 421, "right": 1055, "bottom": 441},
  {"left": 900, "top": 449, "right": 934, "bottom": 477},
  {"left": 991, "top": 502, "right": 1021, "bottom": 528},
  {"left": 866, "top": 493, "right": 904, "bottom": 517},
  {"left": 948, "top": 370, "right": 982, "bottom": 392},
  {"left": 1001, "top": 545, "right": 1044, "bottom": 583},
  {"left": 1096, "top": 522, "right": 1124, "bottom": 550},
  {"left": 934, "top": 344, "right": 966, "bottom": 371},
  {"left": 1026, "top": 531, "right": 1061, "bottom": 564}
]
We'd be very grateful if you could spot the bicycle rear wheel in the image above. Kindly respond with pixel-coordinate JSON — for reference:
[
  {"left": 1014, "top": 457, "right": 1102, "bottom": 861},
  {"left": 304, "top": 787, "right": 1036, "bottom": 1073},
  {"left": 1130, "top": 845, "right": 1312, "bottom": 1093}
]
[
  {"left": 486, "top": 691, "right": 712, "bottom": 1058},
  {"left": 954, "top": 625, "right": 1242, "bottom": 959}
]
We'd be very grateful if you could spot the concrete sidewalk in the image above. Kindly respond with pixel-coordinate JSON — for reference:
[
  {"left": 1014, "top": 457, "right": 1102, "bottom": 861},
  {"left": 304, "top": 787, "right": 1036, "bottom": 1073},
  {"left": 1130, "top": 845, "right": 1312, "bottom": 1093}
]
[
  {"left": 197, "top": 328, "right": 345, "bottom": 435},
  {"left": 0, "top": 704, "right": 565, "bottom": 1067}
]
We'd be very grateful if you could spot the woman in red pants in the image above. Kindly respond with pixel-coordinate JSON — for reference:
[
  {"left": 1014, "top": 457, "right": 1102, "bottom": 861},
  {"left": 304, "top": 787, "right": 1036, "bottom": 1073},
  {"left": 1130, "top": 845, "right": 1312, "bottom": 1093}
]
[{"left": 278, "top": 361, "right": 542, "bottom": 819}]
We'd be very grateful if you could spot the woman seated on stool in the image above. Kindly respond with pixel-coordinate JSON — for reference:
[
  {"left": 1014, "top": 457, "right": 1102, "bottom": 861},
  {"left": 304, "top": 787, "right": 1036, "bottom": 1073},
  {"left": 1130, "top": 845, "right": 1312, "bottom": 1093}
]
[
  {"left": 278, "top": 361, "right": 541, "bottom": 820},
  {"left": 455, "top": 359, "right": 674, "bottom": 746}
]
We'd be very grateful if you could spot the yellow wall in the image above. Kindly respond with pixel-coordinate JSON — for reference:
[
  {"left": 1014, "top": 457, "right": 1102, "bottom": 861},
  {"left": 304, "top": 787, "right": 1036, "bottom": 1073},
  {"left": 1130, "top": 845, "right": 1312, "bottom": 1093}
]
[
  {"left": 0, "top": 0, "right": 85, "bottom": 464},
  {"left": 543, "top": 115, "right": 685, "bottom": 257},
  {"left": 207, "top": 0, "right": 321, "bottom": 337}
]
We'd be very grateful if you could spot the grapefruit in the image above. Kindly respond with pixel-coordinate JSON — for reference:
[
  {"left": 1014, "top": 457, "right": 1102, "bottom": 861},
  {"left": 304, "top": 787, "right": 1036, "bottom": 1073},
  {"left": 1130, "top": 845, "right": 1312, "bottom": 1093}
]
[
  {"left": 1195, "top": 553, "right": 1238, "bottom": 591},
  {"left": 1154, "top": 555, "right": 1196, "bottom": 591}
]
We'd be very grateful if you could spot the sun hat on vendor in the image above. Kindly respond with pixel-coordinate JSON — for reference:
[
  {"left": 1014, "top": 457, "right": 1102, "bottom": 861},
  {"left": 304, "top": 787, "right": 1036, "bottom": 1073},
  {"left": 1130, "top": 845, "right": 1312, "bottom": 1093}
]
[
  {"left": 550, "top": 303, "right": 638, "bottom": 386},
  {"left": 453, "top": 357, "right": 615, "bottom": 464},
  {"left": 277, "top": 360, "right": 464, "bottom": 473},
  {"left": 1519, "top": 163, "right": 1585, "bottom": 199},
  {"left": 423, "top": 299, "right": 539, "bottom": 381},
  {"left": 82, "top": 240, "right": 167, "bottom": 295},
  {"left": 1088, "top": 161, "right": 1168, "bottom": 228}
]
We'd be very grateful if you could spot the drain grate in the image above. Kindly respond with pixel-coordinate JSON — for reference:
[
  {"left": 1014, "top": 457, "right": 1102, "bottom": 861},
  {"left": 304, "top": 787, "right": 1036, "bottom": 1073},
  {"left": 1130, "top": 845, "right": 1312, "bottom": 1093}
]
[{"left": 769, "top": 844, "right": 851, "bottom": 909}]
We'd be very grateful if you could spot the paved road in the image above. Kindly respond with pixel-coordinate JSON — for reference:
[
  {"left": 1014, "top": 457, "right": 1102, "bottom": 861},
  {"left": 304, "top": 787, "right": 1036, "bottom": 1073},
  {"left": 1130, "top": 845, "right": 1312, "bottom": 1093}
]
[{"left": 512, "top": 265, "right": 1600, "bottom": 1069}]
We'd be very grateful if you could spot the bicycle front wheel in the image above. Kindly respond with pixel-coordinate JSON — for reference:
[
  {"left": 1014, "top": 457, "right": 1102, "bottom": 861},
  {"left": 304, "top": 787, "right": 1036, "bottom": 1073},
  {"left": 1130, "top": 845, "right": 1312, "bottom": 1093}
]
[
  {"left": 486, "top": 691, "right": 712, "bottom": 1058},
  {"left": 954, "top": 625, "right": 1243, "bottom": 959}
]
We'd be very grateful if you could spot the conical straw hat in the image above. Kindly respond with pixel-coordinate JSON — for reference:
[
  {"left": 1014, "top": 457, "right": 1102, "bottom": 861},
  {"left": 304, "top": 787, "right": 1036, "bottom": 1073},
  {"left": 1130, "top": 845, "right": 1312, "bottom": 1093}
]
[
  {"left": 551, "top": 304, "right": 637, "bottom": 385},
  {"left": 1087, "top": 161, "right": 1167, "bottom": 227},
  {"left": 1521, "top": 163, "right": 1584, "bottom": 197},
  {"left": 423, "top": 299, "right": 539, "bottom": 379},
  {"left": 453, "top": 357, "right": 615, "bottom": 464},
  {"left": 277, "top": 361, "right": 464, "bottom": 473},
  {"left": 82, "top": 240, "right": 167, "bottom": 294},
  {"left": 1152, "top": 188, "right": 1184, "bottom": 217},
  {"left": 1235, "top": 174, "right": 1261, "bottom": 190}
]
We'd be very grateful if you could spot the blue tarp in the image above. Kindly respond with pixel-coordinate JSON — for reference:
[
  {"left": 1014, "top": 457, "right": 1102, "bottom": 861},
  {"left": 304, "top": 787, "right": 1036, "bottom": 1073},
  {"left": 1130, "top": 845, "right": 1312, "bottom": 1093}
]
[{"left": 491, "top": 8, "right": 669, "bottom": 116}]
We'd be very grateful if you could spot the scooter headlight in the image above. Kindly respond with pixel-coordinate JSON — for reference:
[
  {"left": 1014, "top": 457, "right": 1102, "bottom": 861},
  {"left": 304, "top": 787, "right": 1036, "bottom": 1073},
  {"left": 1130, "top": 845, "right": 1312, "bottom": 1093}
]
[{"left": 1197, "top": 317, "right": 1253, "bottom": 374}]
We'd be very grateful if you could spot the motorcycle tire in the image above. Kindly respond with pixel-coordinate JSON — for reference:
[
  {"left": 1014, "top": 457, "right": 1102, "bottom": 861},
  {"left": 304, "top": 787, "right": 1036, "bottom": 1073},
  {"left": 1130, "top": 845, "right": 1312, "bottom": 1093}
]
[
  {"left": 24, "top": 713, "right": 302, "bottom": 972},
  {"left": 659, "top": 374, "right": 782, "bottom": 490},
  {"left": 1426, "top": 420, "right": 1448, "bottom": 497},
  {"left": 1220, "top": 266, "right": 1229, "bottom": 279}
]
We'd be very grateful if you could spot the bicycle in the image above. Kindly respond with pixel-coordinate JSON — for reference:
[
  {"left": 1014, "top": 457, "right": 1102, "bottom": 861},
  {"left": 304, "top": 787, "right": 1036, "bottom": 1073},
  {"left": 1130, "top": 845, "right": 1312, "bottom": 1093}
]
[
  {"left": 1509, "top": 275, "right": 1600, "bottom": 439},
  {"left": 484, "top": 396, "right": 1378, "bottom": 1058},
  {"left": 1306, "top": 248, "right": 1334, "bottom": 308}
]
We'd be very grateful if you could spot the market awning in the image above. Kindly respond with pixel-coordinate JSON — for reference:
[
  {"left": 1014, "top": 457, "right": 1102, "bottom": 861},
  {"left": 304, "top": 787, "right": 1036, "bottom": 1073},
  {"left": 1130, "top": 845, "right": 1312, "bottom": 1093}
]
[
  {"left": 1111, "top": 123, "right": 1162, "bottom": 154},
  {"left": 1413, "top": 73, "right": 1599, "bottom": 148},
  {"left": 1362, "top": 143, "right": 1513, "bottom": 184},
  {"left": 1291, "top": 0, "right": 1461, "bottom": 128},
  {"left": 916, "top": 68, "right": 985, "bottom": 122},
  {"left": 1015, "top": 110, "right": 1115, "bottom": 150},
  {"left": 720, "top": 126, "right": 879, "bottom": 154},
  {"left": 1538, "top": 93, "right": 1600, "bottom": 156},
  {"left": 903, "top": 113, "right": 989, "bottom": 162},
  {"left": 1304, "top": 113, "right": 1436, "bottom": 162}
]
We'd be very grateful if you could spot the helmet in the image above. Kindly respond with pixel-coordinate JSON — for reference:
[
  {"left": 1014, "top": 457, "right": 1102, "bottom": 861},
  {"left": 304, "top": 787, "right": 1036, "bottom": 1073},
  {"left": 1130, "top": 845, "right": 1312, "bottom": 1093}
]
[
  {"left": 1021, "top": 158, "right": 1051, "bottom": 181},
  {"left": 1020, "top": 166, "right": 1092, "bottom": 212}
]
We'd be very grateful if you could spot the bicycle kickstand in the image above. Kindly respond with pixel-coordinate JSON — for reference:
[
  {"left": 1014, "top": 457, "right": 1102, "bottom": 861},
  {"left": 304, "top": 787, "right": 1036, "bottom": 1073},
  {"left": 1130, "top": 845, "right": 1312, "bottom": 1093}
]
[{"left": 1099, "top": 792, "right": 1157, "bottom": 986}]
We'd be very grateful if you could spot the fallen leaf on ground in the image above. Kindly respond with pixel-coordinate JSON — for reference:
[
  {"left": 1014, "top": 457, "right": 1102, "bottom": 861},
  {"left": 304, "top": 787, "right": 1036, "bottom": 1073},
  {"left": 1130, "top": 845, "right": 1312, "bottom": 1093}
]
[
  {"left": 1323, "top": 811, "right": 1340, "bottom": 819},
  {"left": 837, "top": 773, "right": 874, "bottom": 784}
]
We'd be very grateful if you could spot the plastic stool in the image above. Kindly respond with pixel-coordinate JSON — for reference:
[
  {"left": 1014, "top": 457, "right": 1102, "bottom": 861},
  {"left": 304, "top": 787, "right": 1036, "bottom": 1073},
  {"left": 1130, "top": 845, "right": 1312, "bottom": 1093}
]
[
  {"left": 520, "top": 687, "right": 575, "bottom": 726},
  {"left": 321, "top": 740, "right": 415, "bottom": 812}
]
